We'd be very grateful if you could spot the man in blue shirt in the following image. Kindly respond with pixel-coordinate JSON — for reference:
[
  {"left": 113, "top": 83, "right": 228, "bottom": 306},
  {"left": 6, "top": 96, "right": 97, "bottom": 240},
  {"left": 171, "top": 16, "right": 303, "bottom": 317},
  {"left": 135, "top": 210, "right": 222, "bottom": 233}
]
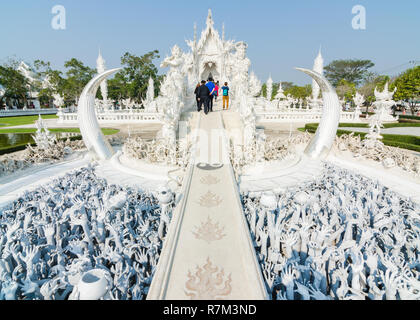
[{"left": 206, "top": 78, "right": 216, "bottom": 112}]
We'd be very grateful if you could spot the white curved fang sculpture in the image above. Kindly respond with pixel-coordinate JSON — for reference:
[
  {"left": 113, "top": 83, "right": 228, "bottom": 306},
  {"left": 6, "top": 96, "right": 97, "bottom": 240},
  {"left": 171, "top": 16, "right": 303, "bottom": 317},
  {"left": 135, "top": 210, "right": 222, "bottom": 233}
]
[
  {"left": 78, "top": 68, "right": 122, "bottom": 160},
  {"left": 295, "top": 68, "right": 341, "bottom": 159}
]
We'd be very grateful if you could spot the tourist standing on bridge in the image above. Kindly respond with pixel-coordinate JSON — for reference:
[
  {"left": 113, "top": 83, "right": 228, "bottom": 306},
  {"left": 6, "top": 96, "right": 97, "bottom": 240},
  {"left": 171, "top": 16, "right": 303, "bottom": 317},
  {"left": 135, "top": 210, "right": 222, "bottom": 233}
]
[
  {"left": 197, "top": 80, "right": 211, "bottom": 114},
  {"left": 222, "top": 82, "right": 230, "bottom": 110},
  {"left": 194, "top": 82, "right": 201, "bottom": 110},
  {"left": 214, "top": 81, "right": 220, "bottom": 102},
  {"left": 206, "top": 78, "right": 216, "bottom": 112}
]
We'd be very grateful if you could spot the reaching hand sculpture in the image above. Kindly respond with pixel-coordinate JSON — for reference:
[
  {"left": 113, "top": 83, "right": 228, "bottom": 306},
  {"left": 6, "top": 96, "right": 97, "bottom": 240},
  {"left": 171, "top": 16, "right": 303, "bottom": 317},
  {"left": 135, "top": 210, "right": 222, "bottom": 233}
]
[
  {"left": 241, "top": 163, "right": 420, "bottom": 300},
  {"left": 0, "top": 166, "right": 173, "bottom": 300}
]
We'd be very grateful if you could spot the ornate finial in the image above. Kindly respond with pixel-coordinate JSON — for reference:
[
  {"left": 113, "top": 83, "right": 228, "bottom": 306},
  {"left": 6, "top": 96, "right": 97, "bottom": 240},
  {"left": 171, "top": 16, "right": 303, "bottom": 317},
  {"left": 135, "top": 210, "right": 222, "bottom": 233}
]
[
  {"left": 222, "top": 23, "right": 225, "bottom": 41},
  {"left": 194, "top": 22, "right": 197, "bottom": 43},
  {"left": 206, "top": 9, "right": 214, "bottom": 27},
  {"left": 97, "top": 48, "right": 106, "bottom": 70}
]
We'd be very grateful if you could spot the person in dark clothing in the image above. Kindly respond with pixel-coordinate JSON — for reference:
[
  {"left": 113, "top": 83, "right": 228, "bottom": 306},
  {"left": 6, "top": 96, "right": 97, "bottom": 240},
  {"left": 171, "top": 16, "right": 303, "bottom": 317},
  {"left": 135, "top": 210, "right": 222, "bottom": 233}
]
[
  {"left": 197, "top": 80, "right": 211, "bottom": 114},
  {"left": 194, "top": 82, "right": 201, "bottom": 111}
]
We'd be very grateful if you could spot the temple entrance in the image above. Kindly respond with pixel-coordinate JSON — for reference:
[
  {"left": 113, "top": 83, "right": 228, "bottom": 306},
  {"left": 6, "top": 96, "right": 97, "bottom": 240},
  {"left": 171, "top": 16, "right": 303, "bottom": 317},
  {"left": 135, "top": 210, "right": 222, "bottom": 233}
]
[{"left": 201, "top": 62, "right": 220, "bottom": 81}]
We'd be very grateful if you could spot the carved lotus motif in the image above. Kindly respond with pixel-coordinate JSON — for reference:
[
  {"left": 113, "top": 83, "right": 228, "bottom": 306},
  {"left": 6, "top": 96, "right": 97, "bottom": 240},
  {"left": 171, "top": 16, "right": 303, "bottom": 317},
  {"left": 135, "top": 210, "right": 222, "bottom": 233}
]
[
  {"left": 200, "top": 175, "right": 220, "bottom": 185},
  {"left": 198, "top": 191, "right": 222, "bottom": 208},
  {"left": 185, "top": 258, "right": 232, "bottom": 300},
  {"left": 192, "top": 216, "right": 226, "bottom": 244}
]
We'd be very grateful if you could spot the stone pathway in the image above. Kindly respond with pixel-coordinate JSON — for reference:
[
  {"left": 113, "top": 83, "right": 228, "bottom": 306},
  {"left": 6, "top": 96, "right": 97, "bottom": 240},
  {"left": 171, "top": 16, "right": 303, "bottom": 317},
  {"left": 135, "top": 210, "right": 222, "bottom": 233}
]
[{"left": 148, "top": 107, "right": 268, "bottom": 300}]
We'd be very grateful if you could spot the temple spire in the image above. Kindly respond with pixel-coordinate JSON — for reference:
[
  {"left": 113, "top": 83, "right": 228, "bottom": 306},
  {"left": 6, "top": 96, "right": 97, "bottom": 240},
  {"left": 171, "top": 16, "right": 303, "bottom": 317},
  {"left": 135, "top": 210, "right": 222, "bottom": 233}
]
[
  {"left": 222, "top": 23, "right": 225, "bottom": 41},
  {"left": 206, "top": 9, "right": 214, "bottom": 27},
  {"left": 194, "top": 22, "right": 197, "bottom": 43}
]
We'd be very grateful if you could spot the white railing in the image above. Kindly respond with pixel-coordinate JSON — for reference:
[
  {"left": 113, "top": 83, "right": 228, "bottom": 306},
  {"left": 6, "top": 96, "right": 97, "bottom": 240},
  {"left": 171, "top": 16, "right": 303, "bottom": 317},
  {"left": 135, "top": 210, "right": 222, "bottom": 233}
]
[
  {"left": 58, "top": 111, "right": 161, "bottom": 124},
  {"left": 256, "top": 110, "right": 362, "bottom": 123},
  {"left": 0, "top": 108, "right": 65, "bottom": 117}
]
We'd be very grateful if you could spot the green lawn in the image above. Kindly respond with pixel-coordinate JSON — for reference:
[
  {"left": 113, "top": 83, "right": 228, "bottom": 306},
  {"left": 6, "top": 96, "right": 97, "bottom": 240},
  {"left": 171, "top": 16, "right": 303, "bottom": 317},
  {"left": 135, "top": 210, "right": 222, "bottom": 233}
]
[
  {"left": 0, "top": 128, "right": 119, "bottom": 135},
  {"left": 300, "top": 123, "right": 420, "bottom": 152},
  {"left": 0, "top": 115, "right": 59, "bottom": 127},
  {"left": 336, "top": 122, "right": 420, "bottom": 129}
]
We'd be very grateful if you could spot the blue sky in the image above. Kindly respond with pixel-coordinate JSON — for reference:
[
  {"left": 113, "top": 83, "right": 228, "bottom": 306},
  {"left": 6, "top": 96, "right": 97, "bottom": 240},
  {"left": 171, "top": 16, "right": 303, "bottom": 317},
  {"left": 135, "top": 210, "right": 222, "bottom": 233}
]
[{"left": 0, "top": 0, "right": 419, "bottom": 85}]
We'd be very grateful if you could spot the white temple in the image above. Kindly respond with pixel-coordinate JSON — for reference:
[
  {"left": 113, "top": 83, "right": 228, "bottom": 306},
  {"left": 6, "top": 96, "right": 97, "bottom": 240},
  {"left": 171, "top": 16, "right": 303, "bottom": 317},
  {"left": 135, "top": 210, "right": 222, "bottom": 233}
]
[{"left": 1, "top": 9, "right": 419, "bottom": 303}]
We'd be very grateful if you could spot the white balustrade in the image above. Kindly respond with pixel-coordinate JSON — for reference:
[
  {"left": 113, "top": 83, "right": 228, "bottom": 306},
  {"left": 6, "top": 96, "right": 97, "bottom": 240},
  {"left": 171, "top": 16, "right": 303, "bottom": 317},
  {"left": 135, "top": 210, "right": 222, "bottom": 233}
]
[
  {"left": 256, "top": 110, "right": 361, "bottom": 123},
  {"left": 0, "top": 108, "right": 65, "bottom": 117},
  {"left": 59, "top": 110, "right": 161, "bottom": 124}
]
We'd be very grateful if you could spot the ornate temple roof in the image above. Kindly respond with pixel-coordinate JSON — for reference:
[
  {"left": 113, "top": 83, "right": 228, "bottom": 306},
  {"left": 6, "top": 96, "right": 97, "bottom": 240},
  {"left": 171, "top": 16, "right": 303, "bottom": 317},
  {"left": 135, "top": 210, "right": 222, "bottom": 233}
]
[{"left": 196, "top": 9, "right": 224, "bottom": 55}]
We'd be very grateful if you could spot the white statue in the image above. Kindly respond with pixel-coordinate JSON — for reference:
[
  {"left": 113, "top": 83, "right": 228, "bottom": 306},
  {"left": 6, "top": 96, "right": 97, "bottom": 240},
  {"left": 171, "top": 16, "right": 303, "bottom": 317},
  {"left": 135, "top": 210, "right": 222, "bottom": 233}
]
[
  {"left": 53, "top": 94, "right": 65, "bottom": 109},
  {"left": 353, "top": 92, "right": 364, "bottom": 121},
  {"left": 248, "top": 72, "right": 262, "bottom": 97},
  {"left": 373, "top": 82, "right": 398, "bottom": 122},
  {"left": 32, "top": 115, "right": 57, "bottom": 151}
]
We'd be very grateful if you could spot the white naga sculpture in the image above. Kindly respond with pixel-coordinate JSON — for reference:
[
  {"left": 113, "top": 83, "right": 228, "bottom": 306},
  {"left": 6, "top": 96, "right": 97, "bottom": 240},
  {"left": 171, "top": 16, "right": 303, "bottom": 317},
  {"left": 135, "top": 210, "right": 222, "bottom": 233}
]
[
  {"left": 373, "top": 82, "right": 398, "bottom": 122},
  {"left": 78, "top": 68, "right": 122, "bottom": 160}
]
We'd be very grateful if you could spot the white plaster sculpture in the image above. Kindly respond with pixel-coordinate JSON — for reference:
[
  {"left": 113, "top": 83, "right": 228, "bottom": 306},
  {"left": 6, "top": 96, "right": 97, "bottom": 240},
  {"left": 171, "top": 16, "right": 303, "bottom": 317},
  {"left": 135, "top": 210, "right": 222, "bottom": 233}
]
[
  {"left": 31, "top": 115, "right": 56, "bottom": 151},
  {"left": 296, "top": 68, "right": 341, "bottom": 159},
  {"left": 249, "top": 72, "right": 262, "bottom": 98},
  {"left": 53, "top": 94, "right": 65, "bottom": 109},
  {"left": 242, "top": 163, "right": 420, "bottom": 300},
  {"left": 78, "top": 68, "right": 121, "bottom": 160},
  {"left": 334, "top": 133, "right": 420, "bottom": 176},
  {"left": 353, "top": 92, "right": 364, "bottom": 120},
  {"left": 373, "top": 82, "right": 398, "bottom": 122},
  {"left": 0, "top": 166, "right": 174, "bottom": 300}
]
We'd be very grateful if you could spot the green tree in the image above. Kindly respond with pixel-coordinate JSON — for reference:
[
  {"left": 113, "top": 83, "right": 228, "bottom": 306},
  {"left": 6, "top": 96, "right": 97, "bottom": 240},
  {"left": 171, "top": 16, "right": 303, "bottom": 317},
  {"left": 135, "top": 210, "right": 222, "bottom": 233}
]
[
  {"left": 284, "top": 84, "right": 312, "bottom": 99},
  {"left": 62, "top": 58, "right": 96, "bottom": 104},
  {"left": 393, "top": 66, "right": 420, "bottom": 115},
  {"left": 0, "top": 62, "right": 29, "bottom": 108},
  {"left": 336, "top": 79, "right": 356, "bottom": 101},
  {"left": 115, "top": 50, "right": 162, "bottom": 103},
  {"left": 325, "top": 59, "right": 375, "bottom": 86},
  {"left": 108, "top": 72, "right": 130, "bottom": 102},
  {"left": 33, "top": 60, "right": 65, "bottom": 107}
]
